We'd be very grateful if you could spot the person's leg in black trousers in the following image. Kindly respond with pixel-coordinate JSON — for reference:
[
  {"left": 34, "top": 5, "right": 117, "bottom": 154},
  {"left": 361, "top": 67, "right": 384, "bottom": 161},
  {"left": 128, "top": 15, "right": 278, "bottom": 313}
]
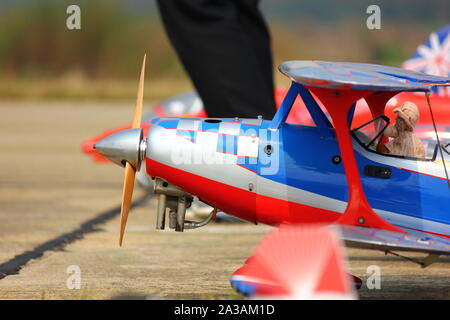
[{"left": 156, "top": 0, "right": 276, "bottom": 119}]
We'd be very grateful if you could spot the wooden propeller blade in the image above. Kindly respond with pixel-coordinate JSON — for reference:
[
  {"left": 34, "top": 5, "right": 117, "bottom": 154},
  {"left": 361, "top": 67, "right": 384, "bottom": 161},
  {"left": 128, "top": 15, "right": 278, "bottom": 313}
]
[
  {"left": 119, "top": 162, "right": 136, "bottom": 246},
  {"left": 132, "top": 54, "right": 146, "bottom": 129},
  {"left": 119, "top": 54, "right": 147, "bottom": 246}
]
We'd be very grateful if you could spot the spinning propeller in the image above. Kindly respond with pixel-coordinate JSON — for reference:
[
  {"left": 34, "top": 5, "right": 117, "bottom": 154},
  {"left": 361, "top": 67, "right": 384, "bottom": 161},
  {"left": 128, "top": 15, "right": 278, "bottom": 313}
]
[{"left": 94, "top": 54, "right": 147, "bottom": 246}]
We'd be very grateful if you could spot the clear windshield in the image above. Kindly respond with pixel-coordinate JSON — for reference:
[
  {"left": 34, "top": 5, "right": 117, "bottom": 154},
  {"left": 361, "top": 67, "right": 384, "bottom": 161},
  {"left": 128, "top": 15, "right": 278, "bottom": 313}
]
[{"left": 351, "top": 116, "right": 390, "bottom": 151}]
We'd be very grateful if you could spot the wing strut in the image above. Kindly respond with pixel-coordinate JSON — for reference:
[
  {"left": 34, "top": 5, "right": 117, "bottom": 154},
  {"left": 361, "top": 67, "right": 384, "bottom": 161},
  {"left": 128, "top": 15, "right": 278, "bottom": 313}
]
[
  {"left": 306, "top": 86, "right": 403, "bottom": 232},
  {"left": 365, "top": 91, "right": 398, "bottom": 119}
]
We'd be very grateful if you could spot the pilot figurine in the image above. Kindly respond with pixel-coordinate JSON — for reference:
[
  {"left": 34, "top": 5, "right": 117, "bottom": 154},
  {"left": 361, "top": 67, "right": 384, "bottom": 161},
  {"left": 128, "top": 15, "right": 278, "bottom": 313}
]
[{"left": 377, "top": 101, "right": 425, "bottom": 158}]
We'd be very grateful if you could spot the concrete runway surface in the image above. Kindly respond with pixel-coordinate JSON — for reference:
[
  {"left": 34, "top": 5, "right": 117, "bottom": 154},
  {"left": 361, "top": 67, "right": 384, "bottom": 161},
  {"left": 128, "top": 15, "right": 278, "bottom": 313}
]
[{"left": 0, "top": 100, "right": 449, "bottom": 299}]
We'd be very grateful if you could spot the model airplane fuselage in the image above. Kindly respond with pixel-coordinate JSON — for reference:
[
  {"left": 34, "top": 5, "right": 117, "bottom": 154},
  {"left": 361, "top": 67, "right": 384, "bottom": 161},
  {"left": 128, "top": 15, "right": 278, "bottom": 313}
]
[{"left": 146, "top": 102, "right": 450, "bottom": 238}]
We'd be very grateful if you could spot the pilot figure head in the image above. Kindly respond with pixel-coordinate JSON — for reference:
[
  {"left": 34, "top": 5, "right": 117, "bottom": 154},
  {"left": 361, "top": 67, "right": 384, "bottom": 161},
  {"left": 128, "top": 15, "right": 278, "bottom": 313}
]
[{"left": 393, "top": 101, "right": 419, "bottom": 132}]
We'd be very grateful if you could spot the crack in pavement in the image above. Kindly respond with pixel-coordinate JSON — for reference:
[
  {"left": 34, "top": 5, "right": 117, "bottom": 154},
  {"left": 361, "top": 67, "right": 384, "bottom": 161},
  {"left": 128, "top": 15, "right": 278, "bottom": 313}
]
[{"left": 0, "top": 193, "right": 152, "bottom": 280}]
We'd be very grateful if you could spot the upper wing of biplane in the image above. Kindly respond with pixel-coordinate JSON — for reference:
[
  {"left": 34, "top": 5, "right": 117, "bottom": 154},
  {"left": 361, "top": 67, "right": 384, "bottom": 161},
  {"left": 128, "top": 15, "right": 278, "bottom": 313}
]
[{"left": 279, "top": 60, "right": 450, "bottom": 91}]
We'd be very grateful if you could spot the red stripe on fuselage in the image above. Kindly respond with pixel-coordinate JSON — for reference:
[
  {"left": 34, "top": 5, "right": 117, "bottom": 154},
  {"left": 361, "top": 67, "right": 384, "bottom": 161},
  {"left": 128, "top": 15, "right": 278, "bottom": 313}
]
[
  {"left": 146, "top": 158, "right": 341, "bottom": 226},
  {"left": 398, "top": 167, "right": 450, "bottom": 181}
]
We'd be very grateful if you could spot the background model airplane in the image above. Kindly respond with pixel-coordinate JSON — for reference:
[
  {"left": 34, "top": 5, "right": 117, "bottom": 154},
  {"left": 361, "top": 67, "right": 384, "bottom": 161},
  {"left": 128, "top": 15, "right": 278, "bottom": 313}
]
[{"left": 93, "top": 54, "right": 450, "bottom": 298}]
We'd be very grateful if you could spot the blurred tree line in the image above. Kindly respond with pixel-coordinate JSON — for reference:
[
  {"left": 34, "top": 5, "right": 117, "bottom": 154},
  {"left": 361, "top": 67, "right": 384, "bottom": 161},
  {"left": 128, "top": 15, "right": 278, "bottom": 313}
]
[
  {"left": 0, "top": 0, "right": 176, "bottom": 79},
  {"left": 0, "top": 0, "right": 447, "bottom": 99}
]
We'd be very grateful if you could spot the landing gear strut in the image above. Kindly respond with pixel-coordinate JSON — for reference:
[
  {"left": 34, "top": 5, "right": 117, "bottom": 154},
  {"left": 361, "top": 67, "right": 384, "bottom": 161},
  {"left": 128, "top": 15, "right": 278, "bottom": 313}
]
[{"left": 154, "top": 178, "right": 216, "bottom": 232}]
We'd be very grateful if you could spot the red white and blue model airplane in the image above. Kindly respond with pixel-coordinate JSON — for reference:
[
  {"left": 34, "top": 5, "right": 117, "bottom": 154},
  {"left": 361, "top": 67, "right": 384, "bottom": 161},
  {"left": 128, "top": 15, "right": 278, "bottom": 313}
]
[{"left": 93, "top": 53, "right": 450, "bottom": 298}]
